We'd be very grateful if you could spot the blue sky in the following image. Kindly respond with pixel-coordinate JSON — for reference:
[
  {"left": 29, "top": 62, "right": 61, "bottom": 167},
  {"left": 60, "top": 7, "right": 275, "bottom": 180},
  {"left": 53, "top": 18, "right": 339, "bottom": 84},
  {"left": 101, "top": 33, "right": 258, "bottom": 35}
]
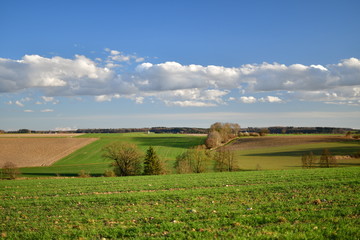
[{"left": 1, "top": 0, "right": 359, "bottom": 131}]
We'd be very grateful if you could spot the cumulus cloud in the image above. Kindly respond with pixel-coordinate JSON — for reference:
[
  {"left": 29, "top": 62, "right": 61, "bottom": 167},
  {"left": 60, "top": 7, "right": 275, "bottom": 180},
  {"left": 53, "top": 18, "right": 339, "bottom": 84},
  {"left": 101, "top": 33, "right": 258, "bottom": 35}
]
[
  {"left": 94, "top": 94, "right": 121, "bottom": 102},
  {"left": 239, "top": 96, "right": 283, "bottom": 103},
  {"left": 105, "top": 48, "right": 145, "bottom": 65},
  {"left": 24, "top": 109, "right": 34, "bottom": 112},
  {"left": 41, "top": 109, "right": 54, "bottom": 112},
  {"left": 54, "top": 127, "right": 78, "bottom": 131},
  {"left": 42, "top": 96, "right": 54, "bottom": 102},
  {"left": 135, "top": 97, "right": 144, "bottom": 104},
  {"left": 240, "top": 96, "right": 257, "bottom": 104},
  {"left": 164, "top": 100, "right": 217, "bottom": 107},
  {"left": 259, "top": 96, "right": 283, "bottom": 103},
  {"left": 1, "top": 53, "right": 359, "bottom": 107},
  {"left": 15, "top": 100, "right": 24, "bottom": 107}
]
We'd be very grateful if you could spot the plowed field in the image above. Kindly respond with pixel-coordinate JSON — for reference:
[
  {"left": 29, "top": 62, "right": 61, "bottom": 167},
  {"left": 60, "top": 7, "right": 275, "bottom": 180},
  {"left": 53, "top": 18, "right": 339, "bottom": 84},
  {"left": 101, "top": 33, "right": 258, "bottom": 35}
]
[{"left": 0, "top": 138, "right": 98, "bottom": 167}]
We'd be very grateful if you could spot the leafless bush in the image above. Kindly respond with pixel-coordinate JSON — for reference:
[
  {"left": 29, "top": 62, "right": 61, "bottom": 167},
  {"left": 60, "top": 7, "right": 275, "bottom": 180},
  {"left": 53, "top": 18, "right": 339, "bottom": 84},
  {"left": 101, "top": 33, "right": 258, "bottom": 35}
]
[
  {"left": 319, "top": 149, "right": 337, "bottom": 168},
  {"left": 78, "top": 170, "right": 91, "bottom": 178},
  {"left": 2, "top": 162, "right": 20, "bottom": 179},
  {"left": 214, "top": 149, "right": 237, "bottom": 172},
  {"left": 301, "top": 152, "right": 316, "bottom": 168},
  {"left": 103, "top": 169, "right": 116, "bottom": 177},
  {"left": 174, "top": 145, "right": 210, "bottom": 173}
]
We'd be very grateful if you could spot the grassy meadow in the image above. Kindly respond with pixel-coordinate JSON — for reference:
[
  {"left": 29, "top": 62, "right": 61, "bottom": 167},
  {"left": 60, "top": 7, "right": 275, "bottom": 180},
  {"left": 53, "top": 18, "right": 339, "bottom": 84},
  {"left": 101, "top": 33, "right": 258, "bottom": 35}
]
[
  {"left": 20, "top": 133, "right": 206, "bottom": 177},
  {"left": 1, "top": 167, "right": 359, "bottom": 239},
  {"left": 17, "top": 133, "right": 360, "bottom": 177},
  {"left": 235, "top": 141, "right": 360, "bottom": 170}
]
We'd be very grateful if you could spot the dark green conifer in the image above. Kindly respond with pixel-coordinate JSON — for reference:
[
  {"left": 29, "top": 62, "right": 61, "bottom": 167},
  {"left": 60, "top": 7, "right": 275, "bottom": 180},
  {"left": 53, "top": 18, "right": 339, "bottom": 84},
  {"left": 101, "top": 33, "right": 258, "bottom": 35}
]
[{"left": 143, "top": 146, "right": 163, "bottom": 175}]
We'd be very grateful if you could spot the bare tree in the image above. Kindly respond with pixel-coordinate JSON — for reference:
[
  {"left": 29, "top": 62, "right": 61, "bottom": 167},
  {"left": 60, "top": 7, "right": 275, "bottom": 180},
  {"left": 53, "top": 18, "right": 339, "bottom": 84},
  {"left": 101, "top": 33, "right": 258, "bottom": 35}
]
[
  {"left": 205, "top": 131, "right": 221, "bottom": 149},
  {"left": 174, "top": 145, "right": 210, "bottom": 174},
  {"left": 319, "top": 149, "right": 337, "bottom": 168},
  {"left": 301, "top": 152, "right": 315, "bottom": 168},
  {"left": 214, "top": 149, "right": 237, "bottom": 172},
  {"left": 206, "top": 122, "right": 241, "bottom": 148}
]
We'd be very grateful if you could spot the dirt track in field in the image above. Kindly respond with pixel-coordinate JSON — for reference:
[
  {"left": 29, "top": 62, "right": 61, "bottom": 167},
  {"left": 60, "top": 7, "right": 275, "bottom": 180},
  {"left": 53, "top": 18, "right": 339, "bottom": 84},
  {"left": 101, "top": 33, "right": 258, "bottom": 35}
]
[
  {"left": 0, "top": 138, "right": 98, "bottom": 167},
  {"left": 222, "top": 135, "right": 356, "bottom": 151}
]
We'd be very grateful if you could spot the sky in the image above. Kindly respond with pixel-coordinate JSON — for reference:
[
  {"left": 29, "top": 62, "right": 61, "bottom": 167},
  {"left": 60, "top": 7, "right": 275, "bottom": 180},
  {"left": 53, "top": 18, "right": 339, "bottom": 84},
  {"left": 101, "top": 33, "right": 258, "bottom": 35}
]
[{"left": 0, "top": 0, "right": 360, "bottom": 131}]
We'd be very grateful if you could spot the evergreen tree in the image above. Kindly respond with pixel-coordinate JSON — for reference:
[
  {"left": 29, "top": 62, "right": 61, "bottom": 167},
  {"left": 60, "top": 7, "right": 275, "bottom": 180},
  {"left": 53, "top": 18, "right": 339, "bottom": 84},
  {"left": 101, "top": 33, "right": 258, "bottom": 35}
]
[{"left": 143, "top": 146, "right": 163, "bottom": 175}]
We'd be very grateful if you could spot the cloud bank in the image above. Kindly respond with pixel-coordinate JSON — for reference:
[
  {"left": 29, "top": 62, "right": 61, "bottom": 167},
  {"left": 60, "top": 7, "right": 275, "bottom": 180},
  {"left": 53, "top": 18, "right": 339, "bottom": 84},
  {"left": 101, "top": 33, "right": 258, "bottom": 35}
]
[{"left": 1, "top": 51, "right": 359, "bottom": 107}]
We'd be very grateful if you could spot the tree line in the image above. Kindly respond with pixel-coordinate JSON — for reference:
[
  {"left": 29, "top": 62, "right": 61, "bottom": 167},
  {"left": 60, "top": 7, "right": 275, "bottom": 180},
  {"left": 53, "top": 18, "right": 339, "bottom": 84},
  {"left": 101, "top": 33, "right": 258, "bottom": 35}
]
[
  {"left": 2, "top": 126, "right": 356, "bottom": 135},
  {"left": 101, "top": 142, "right": 238, "bottom": 177},
  {"left": 301, "top": 149, "right": 340, "bottom": 168}
]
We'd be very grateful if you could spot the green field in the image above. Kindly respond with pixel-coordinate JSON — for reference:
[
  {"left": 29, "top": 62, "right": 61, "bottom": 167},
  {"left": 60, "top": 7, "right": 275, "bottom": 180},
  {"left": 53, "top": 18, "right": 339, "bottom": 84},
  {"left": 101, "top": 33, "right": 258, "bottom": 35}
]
[
  {"left": 18, "top": 133, "right": 360, "bottom": 177},
  {"left": 1, "top": 167, "right": 359, "bottom": 239},
  {"left": 235, "top": 142, "right": 360, "bottom": 170},
  {"left": 20, "top": 133, "right": 206, "bottom": 177}
]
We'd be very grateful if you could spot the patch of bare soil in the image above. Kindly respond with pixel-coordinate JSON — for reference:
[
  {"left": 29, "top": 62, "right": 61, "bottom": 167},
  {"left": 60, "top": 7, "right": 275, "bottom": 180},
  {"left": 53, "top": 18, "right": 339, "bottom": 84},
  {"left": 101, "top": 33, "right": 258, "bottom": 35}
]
[
  {"left": 0, "top": 138, "right": 98, "bottom": 167},
  {"left": 223, "top": 135, "right": 355, "bottom": 151},
  {"left": 0, "top": 133, "right": 84, "bottom": 138}
]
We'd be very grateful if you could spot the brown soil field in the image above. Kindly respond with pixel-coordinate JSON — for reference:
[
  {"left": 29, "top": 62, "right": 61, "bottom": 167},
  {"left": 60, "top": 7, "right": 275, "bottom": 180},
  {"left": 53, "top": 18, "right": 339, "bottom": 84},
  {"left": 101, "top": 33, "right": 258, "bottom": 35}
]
[
  {"left": 0, "top": 133, "right": 84, "bottom": 138},
  {"left": 223, "top": 135, "right": 356, "bottom": 151},
  {"left": 0, "top": 138, "right": 98, "bottom": 167}
]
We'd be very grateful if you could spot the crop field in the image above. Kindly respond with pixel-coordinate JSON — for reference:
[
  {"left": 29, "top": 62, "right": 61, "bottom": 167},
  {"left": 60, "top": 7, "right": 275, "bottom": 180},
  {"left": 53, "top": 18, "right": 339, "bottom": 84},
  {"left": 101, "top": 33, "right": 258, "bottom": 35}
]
[
  {"left": 0, "top": 138, "right": 98, "bottom": 168},
  {"left": 0, "top": 133, "right": 84, "bottom": 138},
  {"left": 223, "top": 135, "right": 360, "bottom": 170},
  {"left": 2, "top": 133, "right": 358, "bottom": 177},
  {"left": 0, "top": 167, "right": 359, "bottom": 239},
  {"left": 19, "top": 133, "right": 206, "bottom": 177}
]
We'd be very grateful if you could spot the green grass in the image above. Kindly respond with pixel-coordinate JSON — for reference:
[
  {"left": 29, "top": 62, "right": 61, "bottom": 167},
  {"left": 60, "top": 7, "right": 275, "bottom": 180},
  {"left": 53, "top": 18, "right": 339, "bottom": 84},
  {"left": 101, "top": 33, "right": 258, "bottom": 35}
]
[
  {"left": 20, "top": 133, "right": 206, "bottom": 177},
  {"left": 235, "top": 141, "right": 360, "bottom": 170},
  {"left": 17, "top": 134, "right": 360, "bottom": 177},
  {"left": 1, "top": 168, "right": 359, "bottom": 239}
]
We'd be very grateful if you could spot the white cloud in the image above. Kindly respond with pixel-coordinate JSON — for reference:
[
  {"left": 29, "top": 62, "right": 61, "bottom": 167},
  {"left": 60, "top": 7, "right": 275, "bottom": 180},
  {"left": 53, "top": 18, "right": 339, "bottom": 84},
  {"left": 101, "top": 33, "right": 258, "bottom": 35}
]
[
  {"left": 240, "top": 96, "right": 257, "bottom": 103},
  {"left": 259, "top": 96, "right": 283, "bottom": 103},
  {"left": 42, "top": 96, "right": 54, "bottom": 102},
  {"left": 164, "top": 100, "right": 217, "bottom": 107},
  {"left": 95, "top": 94, "right": 120, "bottom": 102},
  {"left": 54, "top": 127, "right": 77, "bottom": 131},
  {"left": 24, "top": 109, "right": 34, "bottom": 112},
  {"left": 41, "top": 109, "right": 54, "bottom": 112},
  {"left": 1, "top": 54, "right": 359, "bottom": 107},
  {"left": 239, "top": 96, "right": 282, "bottom": 103},
  {"left": 135, "top": 57, "right": 145, "bottom": 63},
  {"left": 0, "top": 54, "right": 115, "bottom": 95},
  {"left": 135, "top": 97, "right": 144, "bottom": 104},
  {"left": 21, "top": 97, "right": 31, "bottom": 102},
  {"left": 15, "top": 100, "right": 24, "bottom": 107}
]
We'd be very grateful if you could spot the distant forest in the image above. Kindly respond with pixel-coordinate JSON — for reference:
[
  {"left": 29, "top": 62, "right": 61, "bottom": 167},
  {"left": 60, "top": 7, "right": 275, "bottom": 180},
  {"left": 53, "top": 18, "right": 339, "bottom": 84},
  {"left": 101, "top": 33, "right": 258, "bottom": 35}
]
[{"left": 3, "top": 126, "right": 357, "bottom": 135}]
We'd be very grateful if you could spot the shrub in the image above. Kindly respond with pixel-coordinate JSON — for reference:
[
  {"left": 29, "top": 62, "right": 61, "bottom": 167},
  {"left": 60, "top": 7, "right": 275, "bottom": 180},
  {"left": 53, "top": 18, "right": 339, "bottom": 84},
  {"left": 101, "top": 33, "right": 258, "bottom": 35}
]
[
  {"left": 352, "top": 134, "right": 360, "bottom": 139},
  {"left": 214, "top": 149, "right": 237, "bottom": 172},
  {"left": 78, "top": 170, "right": 90, "bottom": 178},
  {"left": 2, "top": 162, "right": 20, "bottom": 179},
  {"left": 102, "top": 142, "right": 143, "bottom": 176},
  {"left": 174, "top": 145, "right": 210, "bottom": 174},
  {"left": 104, "top": 169, "right": 116, "bottom": 177}
]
